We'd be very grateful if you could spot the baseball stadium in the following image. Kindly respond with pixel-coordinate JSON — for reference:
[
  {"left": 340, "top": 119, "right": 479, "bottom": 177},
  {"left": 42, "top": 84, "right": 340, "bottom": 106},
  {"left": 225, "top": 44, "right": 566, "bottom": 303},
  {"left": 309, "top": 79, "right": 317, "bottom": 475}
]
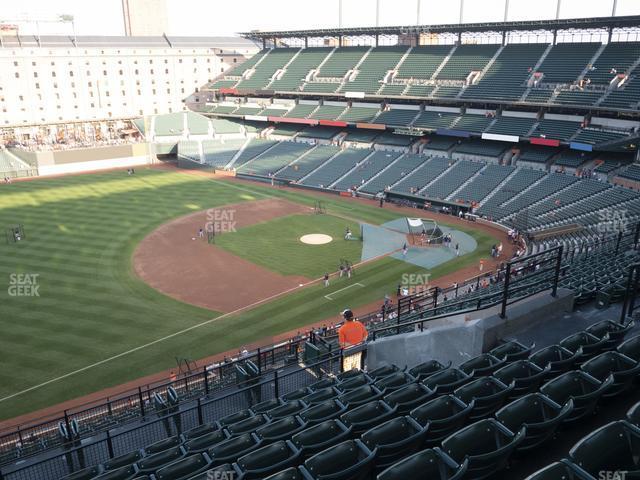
[{"left": 1, "top": 1, "right": 640, "bottom": 479}]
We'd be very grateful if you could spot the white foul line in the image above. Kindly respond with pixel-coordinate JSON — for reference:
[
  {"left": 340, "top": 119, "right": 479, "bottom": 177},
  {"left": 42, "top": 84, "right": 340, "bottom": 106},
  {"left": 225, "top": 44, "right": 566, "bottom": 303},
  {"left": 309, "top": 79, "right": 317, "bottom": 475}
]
[{"left": 324, "top": 282, "right": 366, "bottom": 300}]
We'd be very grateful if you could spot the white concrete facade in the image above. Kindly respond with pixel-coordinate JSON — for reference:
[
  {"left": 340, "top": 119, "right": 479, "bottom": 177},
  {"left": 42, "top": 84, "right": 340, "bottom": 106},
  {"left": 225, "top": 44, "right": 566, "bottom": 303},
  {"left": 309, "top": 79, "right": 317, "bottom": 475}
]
[{"left": 0, "top": 36, "right": 259, "bottom": 127}]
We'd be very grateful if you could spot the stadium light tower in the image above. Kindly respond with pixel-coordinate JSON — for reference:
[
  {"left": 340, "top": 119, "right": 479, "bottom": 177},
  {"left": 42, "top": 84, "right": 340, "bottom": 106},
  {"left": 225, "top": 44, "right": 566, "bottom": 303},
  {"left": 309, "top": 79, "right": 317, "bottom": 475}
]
[
  {"left": 504, "top": 0, "right": 509, "bottom": 22},
  {"left": 459, "top": 0, "right": 464, "bottom": 24},
  {"left": 416, "top": 0, "right": 421, "bottom": 25},
  {"left": 338, "top": 0, "right": 343, "bottom": 28},
  {"left": 612, "top": 0, "right": 618, "bottom": 16},
  {"left": 376, "top": 0, "right": 380, "bottom": 27},
  {"left": 556, "top": 0, "right": 562, "bottom": 19}
]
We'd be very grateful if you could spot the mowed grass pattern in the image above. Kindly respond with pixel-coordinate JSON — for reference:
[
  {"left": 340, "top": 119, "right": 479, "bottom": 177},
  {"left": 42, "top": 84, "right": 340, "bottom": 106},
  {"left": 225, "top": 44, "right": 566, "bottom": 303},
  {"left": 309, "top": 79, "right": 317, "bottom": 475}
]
[
  {"left": 216, "top": 214, "right": 362, "bottom": 278},
  {"left": 0, "top": 170, "right": 498, "bottom": 420}
]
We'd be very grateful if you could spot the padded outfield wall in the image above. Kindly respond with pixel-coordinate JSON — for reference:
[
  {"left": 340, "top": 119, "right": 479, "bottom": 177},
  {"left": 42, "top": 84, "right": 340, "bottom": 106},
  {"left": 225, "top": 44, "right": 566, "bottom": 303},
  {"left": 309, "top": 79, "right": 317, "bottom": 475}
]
[{"left": 11, "top": 143, "right": 153, "bottom": 177}]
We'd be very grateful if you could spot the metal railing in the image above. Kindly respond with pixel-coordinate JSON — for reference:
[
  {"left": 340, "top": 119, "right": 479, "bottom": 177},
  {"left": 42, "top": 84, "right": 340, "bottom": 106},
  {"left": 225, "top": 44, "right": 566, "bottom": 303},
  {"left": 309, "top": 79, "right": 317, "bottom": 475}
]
[
  {"left": 0, "top": 336, "right": 308, "bottom": 468},
  {"left": 620, "top": 262, "right": 640, "bottom": 325},
  {"left": 0, "top": 352, "right": 343, "bottom": 480}
]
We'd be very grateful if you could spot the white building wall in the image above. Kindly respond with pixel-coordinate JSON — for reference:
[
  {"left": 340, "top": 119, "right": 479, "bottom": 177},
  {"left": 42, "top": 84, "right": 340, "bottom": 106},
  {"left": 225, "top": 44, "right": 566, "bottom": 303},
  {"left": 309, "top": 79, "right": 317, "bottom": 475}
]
[{"left": 0, "top": 42, "right": 257, "bottom": 127}]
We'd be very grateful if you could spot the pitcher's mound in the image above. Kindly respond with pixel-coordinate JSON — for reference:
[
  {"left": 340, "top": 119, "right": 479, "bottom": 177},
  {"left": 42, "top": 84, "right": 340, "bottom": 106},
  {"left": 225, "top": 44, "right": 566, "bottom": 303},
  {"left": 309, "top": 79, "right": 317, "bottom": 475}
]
[{"left": 300, "top": 234, "right": 333, "bottom": 245}]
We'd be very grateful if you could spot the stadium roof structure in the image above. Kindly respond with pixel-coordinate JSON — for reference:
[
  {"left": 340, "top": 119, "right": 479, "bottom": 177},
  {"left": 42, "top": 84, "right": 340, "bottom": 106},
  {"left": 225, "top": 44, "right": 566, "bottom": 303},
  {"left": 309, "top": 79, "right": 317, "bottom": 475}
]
[
  {"left": 0, "top": 35, "right": 258, "bottom": 50},
  {"left": 240, "top": 14, "right": 640, "bottom": 41}
]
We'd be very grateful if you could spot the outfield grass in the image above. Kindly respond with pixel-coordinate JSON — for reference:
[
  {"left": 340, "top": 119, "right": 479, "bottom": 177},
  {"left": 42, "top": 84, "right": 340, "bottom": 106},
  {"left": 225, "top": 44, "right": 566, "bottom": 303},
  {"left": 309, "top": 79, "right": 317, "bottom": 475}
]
[
  {"left": 216, "top": 214, "right": 362, "bottom": 278},
  {"left": 0, "top": 169, "right": 498, "bottom": 420}
]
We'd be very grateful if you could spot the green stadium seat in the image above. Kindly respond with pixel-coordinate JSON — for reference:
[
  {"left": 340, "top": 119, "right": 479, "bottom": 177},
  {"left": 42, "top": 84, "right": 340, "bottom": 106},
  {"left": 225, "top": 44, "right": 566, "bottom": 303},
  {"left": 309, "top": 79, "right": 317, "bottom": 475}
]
[
  {"left": 494, "top": 360, "right": 549, "bottom": 400},
  {"left": 207, "top": 433, "right": 262, "bottom": 466},
  {"left": 300, "top": 439, "right": 376, "bottom": 480},
  {"left": 298, "top": 399, "right": 348, "bottom": 426},
  {"left": 569, "top": 421, "right": 640, "bottom": 478},
  {"left": 408, "top": 360, "right": 450, "bottom": 381},
  {"left": 383, "top": 382, "right": 435, "bottom": 415},
  {"left": 183, "top": 430, "right": 228, "bottom": 453},
  {"left": 409, "top": 395, "right": 474, "bottom": 447},
  {"left": 282, "top": 387, "right": 311, "bottom": 401},
  {"left": 217, "top": 409, "right": 254, "bottom": 428},
  {"left": 530, "top": 345, "right": 582, "bottom": 380},
  {"left": 236, "top": 440, "right": 302, "bottom": 479},
  {"left": 422, "top": 368, "right": 473, "bottom": 394},
  {"left": 560, "top": 332, "right": 611, "bottom": 365},
  {"left": 361, "top": 416, "right": 428, "bottom": 471},
  {"left": 182, "top": 424, "right": 217, "bottom": 441},
  {"left": 337, "top": 369, "right": 364, "bottom": 381},
  {"left": 580, "top": 351, "right": 640, "bottom": 398},
  {"left": 264, "top": 467, "right": 304, "bottom": 480},
  {"left": 367, "top": 364, "right": 404, "bottom": 380},
  {"left": 93, "top": 465, "right": 136, "bottom": 480},
  {"left": 459, "top": 353, "right": 507, "bottom": 377},
  {"left": 103, "top": 450, "right": 143, "bottom": 470},
  {"left": 267, "top": 400, "right": 308, "bottom": 420},
  {"left": 154, "top": 453, "right": 211, "bottom": 480},
  {"left": 335, "top": 372, "right": 373, "bottom": 392},
  {"left": 495, "top": 393, "right": 574, "bottom": 451},
  {"left": 540, "top": 371, "right": 613, "bottom": 424},
  {"left": 136, "top": 446, "right": 185, "bottom": 474},
  {"left": 490, "top": 341, "right": 535, "bottom": 362},
  {"left": 144, "top": 436, "right": 181, "bottom": 455},
  {"left": 340, "top": 400, "right": 398, "bottom": 436},
  {"left": 627, "top": 400, "right": 640, "bottom": 427},
  {"left": 377, "top": 448, "right": 468, "bottom": 480},
  {"left": 291, "top": 419, "right": 353, "bottom": 459},
  {"left": 523, "top": 461, "right": 584, "bottom": 480},
  {"left": 60, "top": 466, "right": 103, "bottom": 480},
  {"left": 255, "top": 416, "right": 308, "bottom": 444},
  {"left": 302, "top": 387, "right": 339, "bottom": 405},
  {"left": 441, "top": 419, "right": 525, "bottom": 480},
  {"left": 251, "top": 398, "right": 284, "bottom": 414},
  {"left": 618, "top": 334, "right": 640, "bottom": 361},
  {"left": 308, "top": 377, "right": 336, "bottom": 391},
  {"left": 453, "top": 377, "right": 514, "bottom": 421},
  {"left": 374, "top": 372, "right": 416, "bottom": 392},
  {"left": 586, "top": 320, "right": 635, "bottom": 350},
  {"left": 337, "top": 385, "right": 384, "bottom": 409},
  {"left": 225, "top": 415, "right": 270, "bottom": 437}
]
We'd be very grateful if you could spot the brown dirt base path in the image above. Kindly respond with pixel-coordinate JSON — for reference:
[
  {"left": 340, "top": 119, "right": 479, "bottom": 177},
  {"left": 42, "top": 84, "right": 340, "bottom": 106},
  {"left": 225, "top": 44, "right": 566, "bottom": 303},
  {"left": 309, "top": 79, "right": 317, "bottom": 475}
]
[{"left": 133, "top": 198, "right": 312, "bottom": 313}]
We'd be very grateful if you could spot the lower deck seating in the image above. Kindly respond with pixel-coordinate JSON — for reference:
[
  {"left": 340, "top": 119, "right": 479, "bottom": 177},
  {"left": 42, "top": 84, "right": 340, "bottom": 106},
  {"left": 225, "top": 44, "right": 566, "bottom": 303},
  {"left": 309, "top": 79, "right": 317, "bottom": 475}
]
[
  {"left": 276, "top": 145, "right": 341, "bottom": 182},
  {"left": 301, "top": 149, "right": 372, "bottom": 188},
  {"left": 202, "top": 139, "right": 247, "bottom": 168},
  {"left": 332, "top": 150, "right": 402, "bottom": 191},
  {"left": 238, "top": 142, "right": 313, "bottom": 176}
]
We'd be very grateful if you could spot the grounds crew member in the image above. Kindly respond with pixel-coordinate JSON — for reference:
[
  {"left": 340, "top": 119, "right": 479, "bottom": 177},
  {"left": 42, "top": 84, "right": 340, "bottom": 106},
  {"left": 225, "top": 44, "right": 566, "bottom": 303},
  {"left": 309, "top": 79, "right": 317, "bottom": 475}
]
[{"left": 338, "top": 309, "right": 368, "bottom": 347}]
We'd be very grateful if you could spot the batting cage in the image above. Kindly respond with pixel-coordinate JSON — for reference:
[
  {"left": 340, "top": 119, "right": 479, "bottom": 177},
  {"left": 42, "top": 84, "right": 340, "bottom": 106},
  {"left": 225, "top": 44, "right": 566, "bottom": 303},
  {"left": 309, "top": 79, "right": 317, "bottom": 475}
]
[{"left": 406, "top": 218, "right": 444, "bottom": 245}]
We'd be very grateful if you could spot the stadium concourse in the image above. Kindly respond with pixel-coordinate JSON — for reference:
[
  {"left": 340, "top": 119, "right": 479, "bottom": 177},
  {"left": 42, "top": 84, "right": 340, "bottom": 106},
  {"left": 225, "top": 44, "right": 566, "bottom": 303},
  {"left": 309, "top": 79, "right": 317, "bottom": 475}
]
[{"left": 2, "top": 12, "right": 640, "bottom": 480}]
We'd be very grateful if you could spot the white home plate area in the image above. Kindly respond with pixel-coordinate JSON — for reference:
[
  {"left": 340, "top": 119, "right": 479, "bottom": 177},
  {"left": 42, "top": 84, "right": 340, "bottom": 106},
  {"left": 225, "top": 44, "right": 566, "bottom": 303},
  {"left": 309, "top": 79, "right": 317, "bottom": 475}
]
[{"left": 300, "top": 234, "right": 333, "bottom": 245}]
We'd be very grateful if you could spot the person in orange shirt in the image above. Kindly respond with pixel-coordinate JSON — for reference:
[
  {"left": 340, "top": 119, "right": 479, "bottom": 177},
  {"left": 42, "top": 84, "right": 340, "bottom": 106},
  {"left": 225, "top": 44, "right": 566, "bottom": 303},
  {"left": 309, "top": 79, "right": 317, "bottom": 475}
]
[{"left": 338, "top": 309, "right": 368, "bottom": 348}]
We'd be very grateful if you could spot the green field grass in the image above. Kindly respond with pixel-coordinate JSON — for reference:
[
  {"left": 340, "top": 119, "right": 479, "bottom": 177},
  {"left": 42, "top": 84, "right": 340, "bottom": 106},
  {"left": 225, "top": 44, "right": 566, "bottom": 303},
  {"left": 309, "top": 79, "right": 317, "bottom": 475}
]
[
  {"left": 216, "top": 214, "right": 362, "bottom": 278},
  {"left": 0, "top": 169, "right": 498, "bottom": 420}
]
